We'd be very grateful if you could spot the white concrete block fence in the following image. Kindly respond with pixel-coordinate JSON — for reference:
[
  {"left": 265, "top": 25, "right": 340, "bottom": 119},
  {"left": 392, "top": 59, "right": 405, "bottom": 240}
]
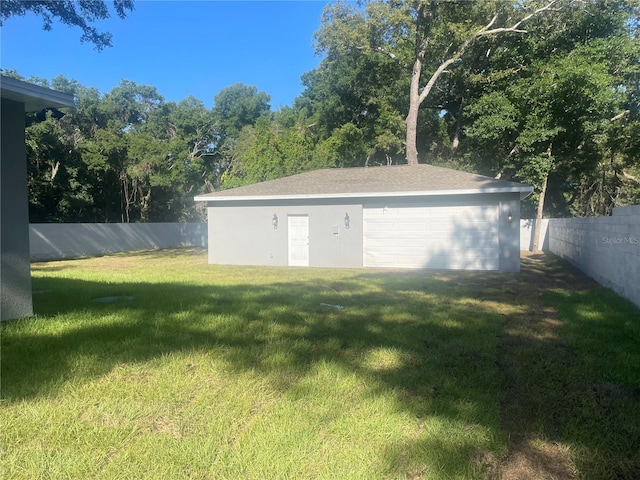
[
  {"left": 29, "top": 222, "right": 207, "bottom": 261},
  {"left": 546, "top": 205, "right": 640, "bottom": 309},
  {"left": 520, "top": 206, "right": 639, "bottom": 308}
]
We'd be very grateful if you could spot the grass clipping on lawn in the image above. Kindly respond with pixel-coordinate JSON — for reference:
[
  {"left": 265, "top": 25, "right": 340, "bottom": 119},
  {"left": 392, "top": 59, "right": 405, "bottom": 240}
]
[{"left": 1, "top": 249, "right": 639, "bottom": 479}]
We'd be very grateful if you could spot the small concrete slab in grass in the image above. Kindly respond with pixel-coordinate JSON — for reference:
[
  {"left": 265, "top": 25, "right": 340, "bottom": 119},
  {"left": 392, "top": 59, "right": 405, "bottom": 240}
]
[
  {"left": 93, "top": 295, "right": 135, "bottom": 303},
  {"left": 320, "top": 302, "right": 344, "bottom": 310}
]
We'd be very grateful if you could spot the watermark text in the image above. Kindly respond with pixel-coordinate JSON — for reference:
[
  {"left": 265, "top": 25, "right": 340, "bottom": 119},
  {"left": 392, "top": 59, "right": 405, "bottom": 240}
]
[{"left": 601, "top": 236, "right": 640, "bottom": 246}]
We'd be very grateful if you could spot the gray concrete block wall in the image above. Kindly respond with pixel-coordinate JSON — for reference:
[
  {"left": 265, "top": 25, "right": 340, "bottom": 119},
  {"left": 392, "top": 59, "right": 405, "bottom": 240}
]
[
  {"left": 30, "top": 223, "right": 207, "bottom": 261},
  {"left": 548, "top": 207, "right": 640, "bottom": 308}
]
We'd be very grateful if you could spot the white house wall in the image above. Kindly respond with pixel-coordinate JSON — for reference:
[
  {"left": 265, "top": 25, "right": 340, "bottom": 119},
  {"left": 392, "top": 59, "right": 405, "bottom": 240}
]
[
  {"left": 498, "top": 196, "right": 522, "bottom": 272},
  {"left": 207, "top": 201, "right": 363, "bottom": 268}
]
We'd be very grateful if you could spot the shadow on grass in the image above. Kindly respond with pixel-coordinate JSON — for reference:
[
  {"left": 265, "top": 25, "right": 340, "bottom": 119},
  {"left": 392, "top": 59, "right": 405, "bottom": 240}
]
[
  {"left": 544, "top": 287, "right": 640, "bottom": 478},
  {"left": 3, "top": 267, "right": 508, "bottom": 478},
  {"left": 468, "top": 253, "right": 640, "bottom": 479},
  {"left": 4, "top": 272, "right": 504, "bottom": 404},
  {"left": 2, "top": 252, "right": 639, "bottom": 478}
]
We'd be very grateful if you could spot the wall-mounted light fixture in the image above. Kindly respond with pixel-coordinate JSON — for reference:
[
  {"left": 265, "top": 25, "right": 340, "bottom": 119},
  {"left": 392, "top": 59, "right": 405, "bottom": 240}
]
[
  {"left": 507, "top": 211, "right": 513, "bottom": 223},
  {"left": 272, "top": 213, "right": 278, "bottom": 229},
  {"left": 344, "top": 212, "right": 350, "bottom": 229}
]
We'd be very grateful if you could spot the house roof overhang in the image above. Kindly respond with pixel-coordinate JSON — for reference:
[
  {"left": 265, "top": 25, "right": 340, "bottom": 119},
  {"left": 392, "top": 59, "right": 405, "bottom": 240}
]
[
  {"left": 194, "top": 187, "right": 533, "bottom": 203},
  {"left": 1, "top": 75, "right": 75, "bottom": 112},
  {"left": 195, "top": 165, "right": 534, "bottom": 204}
]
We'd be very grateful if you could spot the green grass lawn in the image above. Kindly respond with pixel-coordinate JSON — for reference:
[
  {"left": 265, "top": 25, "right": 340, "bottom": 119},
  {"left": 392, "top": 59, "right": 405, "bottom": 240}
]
[{"left": 1, "top": 249, "right": 638, "bottom": 479}]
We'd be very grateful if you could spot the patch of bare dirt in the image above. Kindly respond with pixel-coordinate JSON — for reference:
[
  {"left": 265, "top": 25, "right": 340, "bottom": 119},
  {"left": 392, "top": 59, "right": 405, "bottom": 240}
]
[{"left": 485, "top": 438, "right": 578, "bottom": 480}]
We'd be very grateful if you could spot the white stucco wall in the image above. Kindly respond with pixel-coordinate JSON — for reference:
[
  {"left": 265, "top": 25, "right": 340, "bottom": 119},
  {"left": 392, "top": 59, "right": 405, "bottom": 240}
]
[{"left": 30, "top": 223, "right": 207, "bottom": 261}]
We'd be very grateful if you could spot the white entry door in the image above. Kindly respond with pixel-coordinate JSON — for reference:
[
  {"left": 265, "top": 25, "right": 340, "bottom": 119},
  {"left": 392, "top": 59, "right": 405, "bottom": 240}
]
[{"left": 288, "top": 215, "right": 309, "bottom": 266}]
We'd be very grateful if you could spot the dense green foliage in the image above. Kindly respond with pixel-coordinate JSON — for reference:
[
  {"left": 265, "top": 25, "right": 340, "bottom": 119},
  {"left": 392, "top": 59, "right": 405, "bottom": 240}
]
[
  {"left": 4, "top": 71, "right": 221, "bottom": 222},
  {"left": 460, "top": 0, "right": 640, "bottom": 216},
  {"left": 5, "top": 0, "right": 639, "bottom": 222},
  {"left": 311, "top": 0, "right": 640, "bottom": 217}
]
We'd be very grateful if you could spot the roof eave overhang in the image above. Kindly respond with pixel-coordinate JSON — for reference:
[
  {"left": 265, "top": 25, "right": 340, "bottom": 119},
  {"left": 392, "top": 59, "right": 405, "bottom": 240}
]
[
  {"left": 1, "top": 75, "right": 75, "bottom": 112},
  {"left": 195, "top": 186, "right": 534, "bottom": 203}
]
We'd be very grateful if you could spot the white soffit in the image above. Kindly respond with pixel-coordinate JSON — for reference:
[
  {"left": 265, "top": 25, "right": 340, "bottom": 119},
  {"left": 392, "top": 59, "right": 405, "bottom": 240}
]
[{"left": 1, "top": 75, "right": 75, "bottom": 112}]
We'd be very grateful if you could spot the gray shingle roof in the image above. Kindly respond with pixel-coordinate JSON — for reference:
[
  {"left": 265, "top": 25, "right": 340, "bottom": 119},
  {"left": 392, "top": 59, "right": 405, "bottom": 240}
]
[{"left": 194, "top": 164, "right": 532, "bottom": 202}]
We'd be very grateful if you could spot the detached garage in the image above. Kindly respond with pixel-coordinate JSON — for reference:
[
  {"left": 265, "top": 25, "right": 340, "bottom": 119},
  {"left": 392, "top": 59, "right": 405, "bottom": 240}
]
[{"left": 195, "top": 164, "right": 532, "bottom": 272}]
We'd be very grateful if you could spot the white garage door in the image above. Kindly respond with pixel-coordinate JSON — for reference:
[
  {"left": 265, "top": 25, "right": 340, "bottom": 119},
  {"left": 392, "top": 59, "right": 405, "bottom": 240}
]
[{"left": 363, "top": 204, "right": 499, "bottom": 270}]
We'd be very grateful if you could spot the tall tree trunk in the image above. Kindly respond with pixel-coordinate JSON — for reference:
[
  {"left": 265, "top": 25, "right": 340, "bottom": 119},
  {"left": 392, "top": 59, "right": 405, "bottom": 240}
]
[
  {"left": 532, "top": 172, "right": 548, "bottom": 252},
  {"left": 405, "top": 55, "right": 455, "bottom": 165},
  {"left": 140, "top": 186, "right": 152, "bottom": 223},
  {"left": 532, "top": 145, "right": 553, "bottom": 252},
  {"left": 601, "top": 160, "right": 607, "bottom": 216},
  {"left": 121, "top": 172, "right": 130, "bottom": 223},
  {"left": 401, "top": 1, "right": 558, "bottom": 166},
  {"left": 120, "top": 170, "right": 135, "bottom": 223},
  {"left": 405, "top": 59, "right": 422, "bottom": 166}
]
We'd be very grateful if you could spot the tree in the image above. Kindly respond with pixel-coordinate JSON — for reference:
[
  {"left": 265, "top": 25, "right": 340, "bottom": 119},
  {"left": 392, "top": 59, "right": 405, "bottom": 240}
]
[
  {"left": 211, "top": 83, "right": 271, "bottom": 178},
  {"left": 166, "top": 96, "right": 220, "bottom": 197},
  {"left": 599, "top": 115, "right": 640, "bottom": 214},
  {"left": 297, "top": 47, "right": 410, "bottom": 166},
  {"left": 222, "top": 113, "right": 326, "bottom": 188},
  {"left": 212, "top": 83, "right": 271, "bottom": 139},
  {"left": 21, "top": 73, "right": 220, "bottom": 223},
  {"left": 315, "top": 0, "right": 562, "bottom": 165},
  {"left": 463, "top": 0, "right": 640, "bottom": 249},
  {"left": 26, "top": 110, "right": 87, "bottom": 222},
  {"left": 0, "top": 0, "right": 134, "bottom": 50},
  {"left": 21, "top": 75, "right": 113, "bottom": 222},
  {"left": 313, "top": 123, "right": 369, "bottom": 168}
]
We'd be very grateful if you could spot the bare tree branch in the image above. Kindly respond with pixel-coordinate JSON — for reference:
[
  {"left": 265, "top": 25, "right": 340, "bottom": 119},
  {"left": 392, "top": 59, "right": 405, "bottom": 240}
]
[
  {"left": 623, "top": 170, "right": 639, "bottom": 183},
  {"left": 477, "top": 0, "right": 561, "bottom": 37},
  {"left": 479, "top": 12, "right": 500, "bottom": 33},
  {"left": 405, "top": 0, "right": 562, "bottom": 163},
  {"left": 355, "top": 44, "right": 411, "bottom": 69},
  {"left": 51, "top": 161, "right": 60, "bottom": 183},
  {"left": 418, "top": 0, "right": 562, "bottom": 108},
  {"left": 375, "top": 46, "right": 411, "bottom": 69},
  {"left": 610, "top": 110, "right": 630, "bottom": 122},
  {"left": 418, "top": 57, "right": 458, "bottom": 105}
]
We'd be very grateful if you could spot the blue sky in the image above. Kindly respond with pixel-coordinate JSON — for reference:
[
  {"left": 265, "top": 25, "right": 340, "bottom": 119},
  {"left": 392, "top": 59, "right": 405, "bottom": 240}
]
[{"left": 1, "top": 1, "right": 330, "bottom": 109}]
